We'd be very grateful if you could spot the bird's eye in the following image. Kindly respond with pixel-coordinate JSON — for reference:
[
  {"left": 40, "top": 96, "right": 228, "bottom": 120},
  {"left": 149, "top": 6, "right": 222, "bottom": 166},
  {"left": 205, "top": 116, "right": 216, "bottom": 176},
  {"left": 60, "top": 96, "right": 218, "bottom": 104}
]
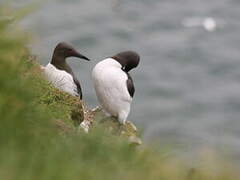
[{"left": 65, "top": 48, "right": 72, "bottom": 53}]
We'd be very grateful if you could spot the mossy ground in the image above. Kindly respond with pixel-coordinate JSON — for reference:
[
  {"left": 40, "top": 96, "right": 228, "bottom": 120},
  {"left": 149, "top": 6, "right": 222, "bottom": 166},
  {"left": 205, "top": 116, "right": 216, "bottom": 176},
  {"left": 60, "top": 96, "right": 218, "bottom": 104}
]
[
  {"left": 0, "top": 6, "right": 239, "bottom": 180},
  {"left": 26, "top": 59, "right": 84, "bottom": 128}
]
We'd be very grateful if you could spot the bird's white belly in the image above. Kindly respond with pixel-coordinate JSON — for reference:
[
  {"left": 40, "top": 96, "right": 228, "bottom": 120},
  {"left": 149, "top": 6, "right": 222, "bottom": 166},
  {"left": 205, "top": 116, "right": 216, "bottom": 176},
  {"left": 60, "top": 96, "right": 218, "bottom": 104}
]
[
  {"left": 42, "top": 63, "right": 79, "bottom": 96},
  {"left": 92, "top": 59, "right": 132, "bottom": 120}
]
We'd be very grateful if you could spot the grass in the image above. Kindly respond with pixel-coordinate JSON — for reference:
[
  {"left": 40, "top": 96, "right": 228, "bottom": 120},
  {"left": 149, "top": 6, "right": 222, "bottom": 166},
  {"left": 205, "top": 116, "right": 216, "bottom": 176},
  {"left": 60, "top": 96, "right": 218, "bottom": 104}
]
[{"left": 0, "top": 6, "right": 239, "bottom": 180}]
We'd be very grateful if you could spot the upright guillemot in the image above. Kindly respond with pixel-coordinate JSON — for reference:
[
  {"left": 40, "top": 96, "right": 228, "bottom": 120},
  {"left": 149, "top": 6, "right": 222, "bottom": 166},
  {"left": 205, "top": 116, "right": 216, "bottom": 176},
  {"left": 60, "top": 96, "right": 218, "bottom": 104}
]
[
  {"left": 92, "top": 51, "right": 140, "bottom": 124},
  {"left": 42, "top": 42, "right": 90, "bottom": 99}
]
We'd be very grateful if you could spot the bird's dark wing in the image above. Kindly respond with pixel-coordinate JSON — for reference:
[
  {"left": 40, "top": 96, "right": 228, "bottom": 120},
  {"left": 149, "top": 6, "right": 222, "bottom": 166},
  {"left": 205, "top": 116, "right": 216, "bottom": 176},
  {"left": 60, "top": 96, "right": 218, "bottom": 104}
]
[
  {"left": 126, "top": 73, "right": 135, "bottom": 98},
  {"left": 73, "top": 77, "right": 82, "bottom": 100}
]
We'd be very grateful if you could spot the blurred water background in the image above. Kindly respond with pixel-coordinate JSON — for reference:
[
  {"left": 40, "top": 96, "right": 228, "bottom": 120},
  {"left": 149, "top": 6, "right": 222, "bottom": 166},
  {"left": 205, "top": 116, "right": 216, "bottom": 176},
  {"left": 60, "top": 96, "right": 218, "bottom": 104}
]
[{"left": 12, "top": 0, "right": 240, "bottom": 157}]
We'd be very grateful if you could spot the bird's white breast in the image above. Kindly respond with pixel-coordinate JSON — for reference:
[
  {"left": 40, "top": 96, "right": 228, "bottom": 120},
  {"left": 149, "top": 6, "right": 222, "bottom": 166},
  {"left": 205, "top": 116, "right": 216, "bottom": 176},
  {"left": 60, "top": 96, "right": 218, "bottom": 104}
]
[
  {"left": 92, "top": 58, "right": 132, "bottom": 118},
  {"left": 42, "top": 63, "right": 79, "bottom": 96}
]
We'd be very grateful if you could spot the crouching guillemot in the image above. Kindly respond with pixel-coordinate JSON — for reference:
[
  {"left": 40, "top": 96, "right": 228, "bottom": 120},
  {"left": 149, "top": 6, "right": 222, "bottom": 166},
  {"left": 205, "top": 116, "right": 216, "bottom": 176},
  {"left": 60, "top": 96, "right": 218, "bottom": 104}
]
[
  {"left": 42, "top": 42, "right": 90, "bottom": 99},
  {"left": 92, "top": 51, "right": 140, "bottom": 124}
]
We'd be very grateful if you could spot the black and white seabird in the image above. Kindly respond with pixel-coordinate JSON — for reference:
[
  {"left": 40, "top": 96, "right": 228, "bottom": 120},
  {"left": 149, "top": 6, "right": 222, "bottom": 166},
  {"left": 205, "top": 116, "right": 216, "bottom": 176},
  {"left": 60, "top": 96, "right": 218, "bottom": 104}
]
[
  {"left": 92, "top": 51, "right": 140, "bottom": 124},
  {"left": 42, "top": 42, "right": 90, "bottom": 99}
]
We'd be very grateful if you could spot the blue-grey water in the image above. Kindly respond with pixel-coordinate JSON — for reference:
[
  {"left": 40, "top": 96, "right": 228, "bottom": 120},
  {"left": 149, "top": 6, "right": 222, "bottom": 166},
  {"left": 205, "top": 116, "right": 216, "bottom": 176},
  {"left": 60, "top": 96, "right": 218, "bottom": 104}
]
[{"left": 15, "top": 0, "right": 240, "bottom": 156}]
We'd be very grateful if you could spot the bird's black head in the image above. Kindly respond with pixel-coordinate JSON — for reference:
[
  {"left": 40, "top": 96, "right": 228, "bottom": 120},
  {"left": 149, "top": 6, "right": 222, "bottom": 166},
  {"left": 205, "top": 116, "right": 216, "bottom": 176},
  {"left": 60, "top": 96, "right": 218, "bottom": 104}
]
[
  {"left": 112, "top": 51, "right": 140, "bottom": 72},
  {"left": 52, "top": 42, "right": 90, "bottom": 61}
]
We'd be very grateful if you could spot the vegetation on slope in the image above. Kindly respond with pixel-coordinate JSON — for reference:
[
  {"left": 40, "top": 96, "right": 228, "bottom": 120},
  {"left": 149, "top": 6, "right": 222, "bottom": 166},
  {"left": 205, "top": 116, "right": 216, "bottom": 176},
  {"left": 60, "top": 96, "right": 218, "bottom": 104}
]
[{"left": 0, "top": 6, "right": 239, "bottom": 180}]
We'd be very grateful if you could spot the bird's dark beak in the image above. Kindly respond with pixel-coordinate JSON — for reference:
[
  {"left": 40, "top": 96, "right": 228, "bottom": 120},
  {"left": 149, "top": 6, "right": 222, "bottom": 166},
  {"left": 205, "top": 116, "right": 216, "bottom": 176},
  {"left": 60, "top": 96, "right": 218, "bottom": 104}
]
[{"left": 72, "top": 50, "right": 90, "bottom": 61}]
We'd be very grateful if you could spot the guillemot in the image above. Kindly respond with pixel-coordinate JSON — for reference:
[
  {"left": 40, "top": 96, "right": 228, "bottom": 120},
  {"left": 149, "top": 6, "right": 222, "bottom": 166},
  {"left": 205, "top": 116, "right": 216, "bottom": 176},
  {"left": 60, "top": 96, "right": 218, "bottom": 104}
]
[
  {"left": 42, "top": 42, "right": 90, "bottom": 99},
  {"left": 92, "top": 51, "right": 140, "bottom": 124}
]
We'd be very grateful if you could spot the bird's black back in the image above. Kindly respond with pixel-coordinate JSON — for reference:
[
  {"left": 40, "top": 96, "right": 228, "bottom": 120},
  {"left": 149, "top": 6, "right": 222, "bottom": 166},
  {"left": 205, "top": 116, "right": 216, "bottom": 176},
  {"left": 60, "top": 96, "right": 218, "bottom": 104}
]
[
  {"left": 73, "top": 78, "right": 82, "bottom": 100},
  {"left": 126, "top": 72, "right": 135, "bottom": 98}
]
